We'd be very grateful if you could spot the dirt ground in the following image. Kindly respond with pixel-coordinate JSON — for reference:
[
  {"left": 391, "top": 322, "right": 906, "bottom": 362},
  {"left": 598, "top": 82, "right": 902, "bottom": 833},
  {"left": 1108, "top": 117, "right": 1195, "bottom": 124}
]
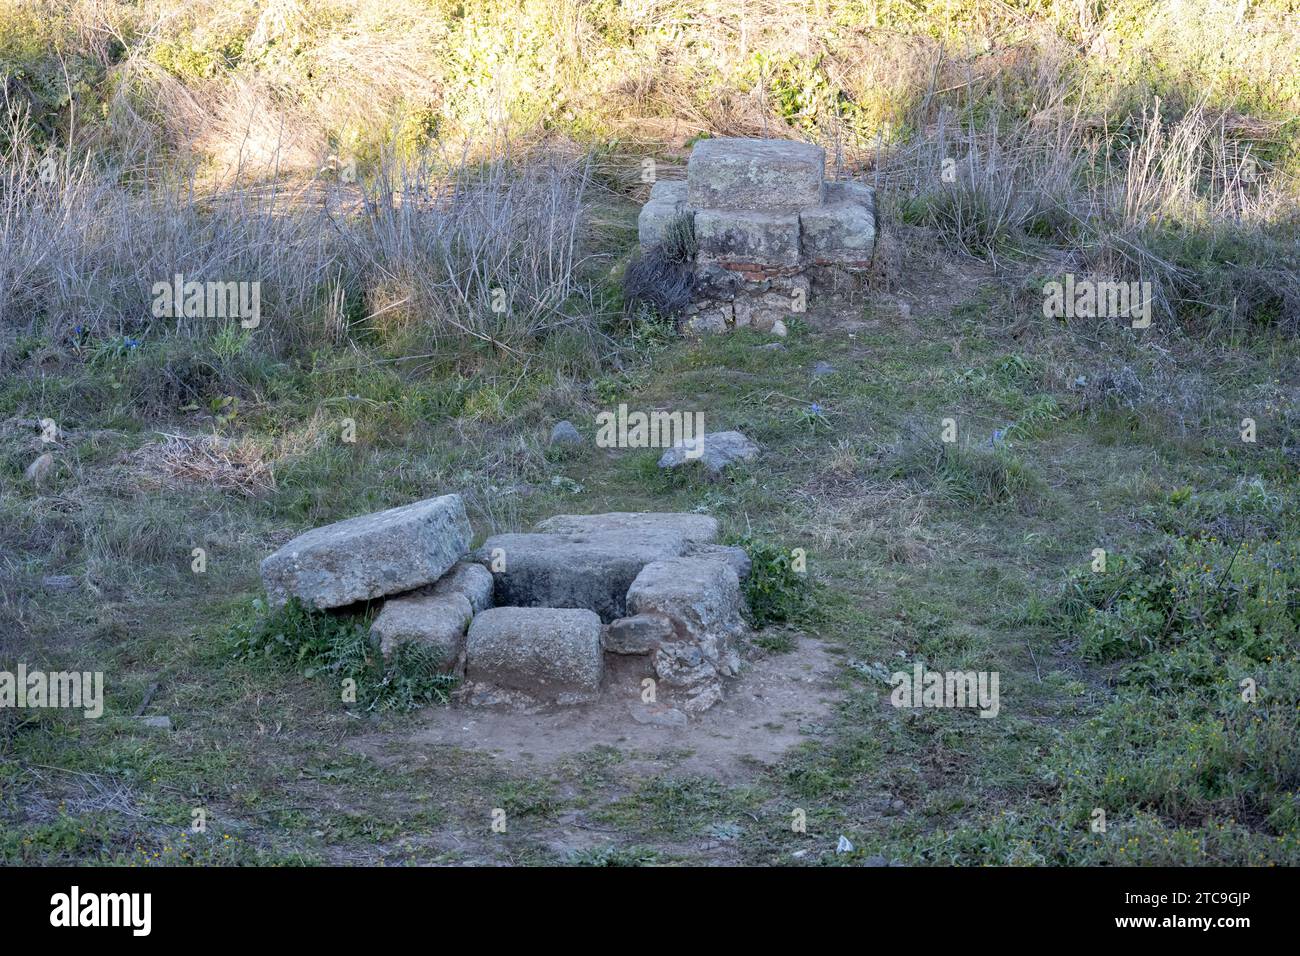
[{"left": 347, "top": 635, "right": 842, "bottom": 782}]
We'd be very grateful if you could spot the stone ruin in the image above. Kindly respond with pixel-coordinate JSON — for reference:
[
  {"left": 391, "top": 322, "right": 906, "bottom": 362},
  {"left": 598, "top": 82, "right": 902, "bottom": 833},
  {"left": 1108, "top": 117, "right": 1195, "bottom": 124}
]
[
  {"left": 637, "top": 137, "right": 877, "bottom": 336},
  {"left": 259, "top": 495, "right": 753, "bottom": 716}
]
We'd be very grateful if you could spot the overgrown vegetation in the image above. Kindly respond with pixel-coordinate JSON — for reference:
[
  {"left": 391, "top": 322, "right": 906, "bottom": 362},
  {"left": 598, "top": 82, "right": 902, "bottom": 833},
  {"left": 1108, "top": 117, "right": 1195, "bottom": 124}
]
[
  {"left": 3, "top": 0, "right": 1298, "bottom": 866},
  {"left": 229, "top": 598, "right": 458, "bottom": 711}
]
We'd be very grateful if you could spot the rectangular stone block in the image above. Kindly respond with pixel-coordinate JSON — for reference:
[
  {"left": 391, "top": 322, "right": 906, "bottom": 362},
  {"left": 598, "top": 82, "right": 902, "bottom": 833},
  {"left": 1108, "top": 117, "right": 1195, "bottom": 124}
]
[
  {"left": 467, "top": 607, "right": 604, "bottom": 703},
  {"left": 260, "top": 494, "right": 471, "bottom": 609},
  {"left": 800, "top": 181, "right": 876, "bottom": 265},
  {"left": 694, "top": 208, "right": 801, "bottom": 268},
  {"left": 687, "top": 138, "right": 825, "bottom": 211}
]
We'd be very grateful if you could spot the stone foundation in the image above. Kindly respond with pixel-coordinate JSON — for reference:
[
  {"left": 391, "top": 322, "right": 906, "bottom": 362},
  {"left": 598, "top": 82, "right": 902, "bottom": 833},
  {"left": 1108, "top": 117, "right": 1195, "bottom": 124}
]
[{"left": 637, "top": 137, "right": 877, "bottom": 335}]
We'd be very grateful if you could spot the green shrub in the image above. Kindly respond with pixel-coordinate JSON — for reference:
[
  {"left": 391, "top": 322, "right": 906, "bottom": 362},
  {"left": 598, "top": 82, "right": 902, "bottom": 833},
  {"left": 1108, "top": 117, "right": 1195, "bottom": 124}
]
[
  {"left": 739, "top": 538, "right": 815, "bottom": 628},
  {"left": 229, "top": 598, "right": 457, "bottom": 711}
]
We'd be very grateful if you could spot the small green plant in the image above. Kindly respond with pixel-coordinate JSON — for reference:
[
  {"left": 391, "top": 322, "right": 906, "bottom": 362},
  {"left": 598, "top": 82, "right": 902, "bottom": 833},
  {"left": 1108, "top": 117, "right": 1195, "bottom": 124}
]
[
  {"left": 739, "top": 538, "right": 815, "bottom": 628},
  {"left": 228, "top": 598, "right": 457, "bottom": 711}
]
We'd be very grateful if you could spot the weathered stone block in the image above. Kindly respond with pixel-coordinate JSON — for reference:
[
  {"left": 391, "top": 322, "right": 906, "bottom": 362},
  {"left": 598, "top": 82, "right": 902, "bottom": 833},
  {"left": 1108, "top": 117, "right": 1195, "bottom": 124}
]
[
  {"left": 429, "top": 560, "right": 494, "bottom": 613},
  {"left": 260, "top": 495, "right": 471, "bottom": 609},
  {"left": 800, "top": 182, "right": 877, "bottom": 264},
  {"left": 371, "top": 590, "right": 473, "bottom": 668},
  {"left": 685, "top": 543, "right": 752, "bottom": 580},
  {"left": 694, "top": 209, "right": 801, "bottom": 268},
  {"left": 687, "top": 138, "right": 825, "bottom": 212},
  {"left": 467, "top": 607, "right": 604, "bottom": 703},
  {"left": 626, "top": 556, "right": 746, "bottom": 674},
  {"left": 637, "top": 180, "right": 690, "bottom": 248}
]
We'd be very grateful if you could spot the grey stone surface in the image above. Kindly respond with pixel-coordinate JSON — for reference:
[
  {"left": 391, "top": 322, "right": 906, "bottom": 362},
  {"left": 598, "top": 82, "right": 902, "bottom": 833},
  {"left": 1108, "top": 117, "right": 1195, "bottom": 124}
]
[
  {"left": 652, "top": 640, "right": 718, "bottom": 689},
  {"left": 629, "top": 702, "right": 688, "bottom": 727},
  {"left": 800, "top": 183, "right": 877, "bottom": 263},
  {"left": 694, "top": 208, "right": 801, "bottom": 268},
  {"left": 41, "top": 574, "right": 78, "bottom": 592},
  {"left": 812, "top": 360, "right": 837, "bottom": 379},
  {"left": 734, "top": 291, "right": 797, "bottom": 331},
  {"left": 467, "top": 607, "right": 604, "bottom": 703},
  {"left": 474, "top": 528, "right": 688, "bottom": 622},
  {"left": 136, "top": 715, "right": 172, "bottom": 731},
  {"left": 657, "top": 430, "right": 759, "bottom": 477},
  {"left": 260, "top": 494, "right": 472, "bottom": 609},
  {"left": 371, "top": 590, "right": 473, "bottom": 667},
  {"left": 428, "top": 560, "right": 495, "bottom": 613},
  {"left": 687, "top": 138, "right": 825, "bottom": 212},
  {"left": 637, "top": 180, "right": 690, "bottom": 248},
  {"left": 627, "top": 556, "right": 746, "bottom": 674},
  {"left": 535, "top": 512, "right": 719, "bottom": 545},
  {"left": 684, "top": 543, "right": 752, "bottom": 580},
  {"left": 549, "top": 420, "right": 582, "bottom": 445},
  {"left": 605, "top": 613, "right": 675, "bottom": 655}
]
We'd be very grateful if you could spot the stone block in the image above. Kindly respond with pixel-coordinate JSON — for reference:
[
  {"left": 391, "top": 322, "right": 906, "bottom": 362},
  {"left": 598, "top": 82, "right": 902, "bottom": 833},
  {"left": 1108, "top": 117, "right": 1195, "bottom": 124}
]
[{"left": 687, "top": 138, "right": 825, "bottom": 211}]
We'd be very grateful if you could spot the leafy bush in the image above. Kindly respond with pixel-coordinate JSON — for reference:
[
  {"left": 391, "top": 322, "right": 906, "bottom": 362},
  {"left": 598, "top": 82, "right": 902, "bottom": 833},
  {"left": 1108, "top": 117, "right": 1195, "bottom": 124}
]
[
  {"left": 229, "top": 598, "right": 457, "bottom": 711},
  {"left": 739, "top": 538, "right": 815, "bottom": 628}
]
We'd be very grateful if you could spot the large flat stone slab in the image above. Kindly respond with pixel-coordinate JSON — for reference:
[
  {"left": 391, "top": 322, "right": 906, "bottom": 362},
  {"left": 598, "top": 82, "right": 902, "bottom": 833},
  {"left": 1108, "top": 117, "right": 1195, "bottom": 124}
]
[
  {"left": 687, "top": 138, "right": 825, "bottom": 212},
  {"left": 260, "top": 494, "right": 472, "bottom": 609},
  {"left": 474, "top": 528, "right": 688, "bottom": 622},
  {"left": 467, "top": 607, "right": 604, "bottom": 704},
  {"left": 535, "top": 512, "right": 718, "bottom": 545}
]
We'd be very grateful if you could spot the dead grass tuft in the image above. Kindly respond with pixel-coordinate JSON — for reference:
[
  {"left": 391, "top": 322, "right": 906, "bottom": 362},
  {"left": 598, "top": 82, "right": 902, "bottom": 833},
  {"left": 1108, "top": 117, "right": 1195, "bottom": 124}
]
[{"left": 131, "top": 432, "right": 276, "bottom": 497}]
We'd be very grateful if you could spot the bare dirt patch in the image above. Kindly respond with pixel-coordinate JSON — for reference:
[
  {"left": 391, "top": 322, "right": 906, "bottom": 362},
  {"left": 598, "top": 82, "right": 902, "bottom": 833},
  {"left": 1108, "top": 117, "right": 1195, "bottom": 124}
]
[{"left": 347, "top": 634, "right": 842, "bottom": 781}]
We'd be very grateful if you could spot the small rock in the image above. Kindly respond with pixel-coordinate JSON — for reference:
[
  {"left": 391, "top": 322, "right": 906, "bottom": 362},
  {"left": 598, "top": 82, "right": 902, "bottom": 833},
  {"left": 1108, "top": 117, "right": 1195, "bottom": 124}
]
[
  {"left": 863, "top": 855, "right": 888, "bottom": 867},
  {"left": 136, "top": 716, "right": 172, "bottom": 731},
  {"left": 605, "top": 613, "right": 675, "bottom": 655},
  {"left": 771, "top": 319, "right": 788, "bottom": 337},
  {"left": 683, "top": 682, "right": 723, "bottom": 714},
  {"left": 812, "top": 361, "right": 836, "bottom": 379},
  {"left": 41, "top": 574, "right": 77, "bottom": 592},
  {"left": 836, "top": 835, "right": 854, "bottom": 854},
  {"left": 550, "top": 420, "right": 582, "bottom": 446},
  {"left": 628, "top": 703, "right": 688, "bottom": 728},
  {"left": 653, "top": 641, "right": 717, "bottom": 689},
  {"left": 24, "top": 452, "right": 53, "bottom": 484},
  {"left": 657, "top": 430, "right": 759, "bottom": 477},
  {"left": 755, "top": 342, "right": 786, "bottom": 351}
]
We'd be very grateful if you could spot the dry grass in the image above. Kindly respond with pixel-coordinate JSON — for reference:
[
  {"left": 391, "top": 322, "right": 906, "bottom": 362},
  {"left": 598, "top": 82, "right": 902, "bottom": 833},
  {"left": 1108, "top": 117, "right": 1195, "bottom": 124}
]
[{"left": 130, "top": 431, "right": 277, "bottom": 496}]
